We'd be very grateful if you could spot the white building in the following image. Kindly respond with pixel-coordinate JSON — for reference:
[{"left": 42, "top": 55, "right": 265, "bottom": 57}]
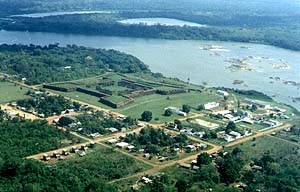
[
  {"left": 217, "top": 90, "right": 229, "bottom": 97},
  {"left": 204, "top": 102, "right": 220, "bottom": 110},
  {"left": 116, "top": 142, "right": 129, "bottom": 148},
  {"left": 164, "top": 106, "right": 187, "bottom": 116}
]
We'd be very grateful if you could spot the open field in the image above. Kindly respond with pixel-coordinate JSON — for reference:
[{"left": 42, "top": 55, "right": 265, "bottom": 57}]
[
  {"left": 117, "top": 91, "right": 221, "bottom": 123},
  {"left": 54, "top": 145, "right": 152, "bottom": 182},
  {"left": 0, "top": 81, "right": 30, "bottom": 103},
  {"left": 226, "top": 135, "right": 300, "bottom": 161}
]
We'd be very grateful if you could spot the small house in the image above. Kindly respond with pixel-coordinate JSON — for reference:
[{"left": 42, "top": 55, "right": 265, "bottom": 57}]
[{"left": 116, "top": 142, "right": 129, "bottom": 148}]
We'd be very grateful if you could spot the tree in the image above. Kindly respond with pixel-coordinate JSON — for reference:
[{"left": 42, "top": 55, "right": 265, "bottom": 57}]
[
  {"left": 237, "top": 100, "right": 241, "bottom": 108},
  {"left": 164, "top": 109, "right": 172, "bottom": 116},
  {"left": 182, "top": 104, "right": 191, "bottom": 113},
  {"left": 225, "top": 121, "right": 237, "bottom": 133},
  {"left": 175, "top": 179, "right": 189, "bottom": 192},
  {"left": 196, "top": 152, "right": 212, "bottom": 166},
  {"left": 174, "top": 119, "right": 183, "bottom": 129},
  {"left": 141, "top": 111, "right": 153, "bottom": 122},
  {"left": 216, "top": 154, "right": 245, "bottom": 184},
  {"left": 58, "top": 116, "right": 73, "bottom": 126},
  {"left": 197, "top": 104, "right": 205, "bottom": 111},
  {"left": 251, "top": 105, "right": 258, "bottom": 112},
  {"left": 232, "top": 147, "right": 243, "bottom": 155}
]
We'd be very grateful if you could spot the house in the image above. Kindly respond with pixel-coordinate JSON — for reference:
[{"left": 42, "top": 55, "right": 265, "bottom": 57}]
[
  {"left": 81, "top": 144, "right": 88, "bottom": 151},
  {"left": 242, "top": 117, "right": 254, "bottom": 124},
  {"left": 244, "top": 98, "right": 271, "bottom": 109},
  {"left": 196, "top": 143, "right": 208, "bottom": 149},
  {"left": 141, "top": 177, "right": 153, "bottom": 184},
  {"left": 43, "top": 154, "right": 50, "bottom": 161},
  {"left": 273, "top": 107, "right": 287, "bottom": 113},
  {"left": 116, "top": 142, "right": 129, "bottom": 148},
  {"left": 144, "top": 153, "right": 150, "bottom": 158},
  {"left": 224, "top": 114, "right": 240, "bottom": 122},
  {"left": 229, "top": 131, "right": 242, "bottom": 139},
  {"left": 252, "top": 165, "right": 263, "bottom": 171},
  {"left": 261, "top": 120, "right": 281, "bottom": 127},
  {"left": 106, "top": 138, "right": 118, "bottom": 144},
  {"left": 224, "top": 134, "right": 235, "bottom": 142},
  {"left": 158, "top": 157, "right": 167, "bottom": 162},
  {"left": 71, "top": 146, "right": 79, "bottom": 153},
  {"left": 107, "top": 127, "right": 119, "bottom": 133},
  {"left": 53, "top": 118, "right": 60, "bottom": 124},
  {"left": 127, "top": 145, "right": 135, "bottom": 151},
  {"left": 204, "top": 102, "right": 220, "bottom": 110},
  {"left": 164, "top": 106, "right": 187, "bottom": 116},
  {"left": 8, "top": 112, "right": 18, "bottom": 119},
  {"left": 62, "top": 149, "right": 69, "bottom": 156},
  {"left": 186, "top": 145, "right": 196, "bottom": 151},
  {"left": 213, "top": 110, "right": 231, "bottom": 116},
  {"left": 53, "top": 151, "right": 60, "bottom": 158},
  {"left": 89, "top": 132, "right": 101, "bottom": 138},
  {"left": 217, "top": 90, "right": 229, "bottom": 97},
  {"left": 64, "top": 66, "right": 72, "bottom": 69}
]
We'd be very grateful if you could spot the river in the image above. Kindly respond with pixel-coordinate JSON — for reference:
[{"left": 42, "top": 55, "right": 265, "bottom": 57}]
[{"left": 0, "top": 30, "right": 299, "bottom": 109}]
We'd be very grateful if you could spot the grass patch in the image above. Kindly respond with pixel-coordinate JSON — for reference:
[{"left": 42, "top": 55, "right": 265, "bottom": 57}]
[
  {"left": 227, "top": 136, "right": 299, "bottom": 161},
  {"left": 0, "top": 81, "right": 30, "bottom": 103},
  {"left": 55, "top": 145, "right": 151, "bottom": 182},
  {"left": 117, "top": 91, "right": 222, "bottom": 123}
]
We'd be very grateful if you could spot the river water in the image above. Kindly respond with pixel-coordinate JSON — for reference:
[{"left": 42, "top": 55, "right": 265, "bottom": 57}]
[{"left": 0, "top": 30, "right": 299, "bottom": 109}]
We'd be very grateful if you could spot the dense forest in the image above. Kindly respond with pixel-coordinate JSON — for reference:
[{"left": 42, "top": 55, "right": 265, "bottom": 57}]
[
  {"left": 2, "top": 11, "right": 300, "bottom": 51},
  {"left": 0, "top": 115, "right": 79, "bottom": 159},
  {"left": 0, "top": 44, "right": 148, "bottom": 85}
]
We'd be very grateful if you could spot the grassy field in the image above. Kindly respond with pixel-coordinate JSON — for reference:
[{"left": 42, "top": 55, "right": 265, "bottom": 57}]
[
  {"left": 0, "top": 81, "right": 30, "bottom": 103},
  {"left": 117, "top": 91, "right": 222, "bottom": 123},
  {"left": 55, "top": 145, "right": 152, "bottom": 182},
  {"left": 227, "top": 136, "right": 299, "bottom": 161},
  {"left": 46, "top": 89, "right": 111, "bottom": 109},
  {"left": 106, "top": 95, "right": 129, "bottom": 103},
  {"left": 237, "top": 122, "right": 267, "bottom": 131}
]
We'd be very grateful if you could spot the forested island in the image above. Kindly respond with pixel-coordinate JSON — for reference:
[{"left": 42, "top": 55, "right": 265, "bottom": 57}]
[{"left": 0, "top": 44, "right": 148, "bottom": 84}]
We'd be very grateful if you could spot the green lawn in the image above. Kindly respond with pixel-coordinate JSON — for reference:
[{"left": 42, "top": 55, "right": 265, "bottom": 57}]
[
  {"left": 46, "top": 90, "right": 111, "bottom": 109},
  {"left": 117, "top": 91, "right": 222, "bottom": 123},
  {"left": 106, "top": 95, "right": 130, "bottom": 103},
  {"left": 0, "top": 81, "right": 30, "bottom": 103}
]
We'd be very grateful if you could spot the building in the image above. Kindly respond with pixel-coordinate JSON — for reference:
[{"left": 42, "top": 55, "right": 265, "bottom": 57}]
[
  {"left": 127, "top": 145, "right": 135, "bottom": 151},
  {"left": 204, "top": 102, "right": 220, "bottom": 110},
  {"left": 107, "top": 127, "right": 119, "bottom": 133},
  {"left": 244, "top": 98, "right": 271, "bottom": 109},
  {"left": 213, "top": 110, "right": 231, "bottom": 116},
  {"left": 242, "top": 117, "right": 254, "bottom": 124},
  {"left": 116, "top": 142, "right": 129, "bottom": 148},
  {"left": 229, "top": 131, "right": 242, "bottom": 139},
  {"left": 217, "top": 90, "right": 229, "bottom": 97},
  {"left": 106, "top": 138, "right": 118, "bottom": 144},
  {"left": 164, "top": 106, "right": 187, "bottom": 116}
]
